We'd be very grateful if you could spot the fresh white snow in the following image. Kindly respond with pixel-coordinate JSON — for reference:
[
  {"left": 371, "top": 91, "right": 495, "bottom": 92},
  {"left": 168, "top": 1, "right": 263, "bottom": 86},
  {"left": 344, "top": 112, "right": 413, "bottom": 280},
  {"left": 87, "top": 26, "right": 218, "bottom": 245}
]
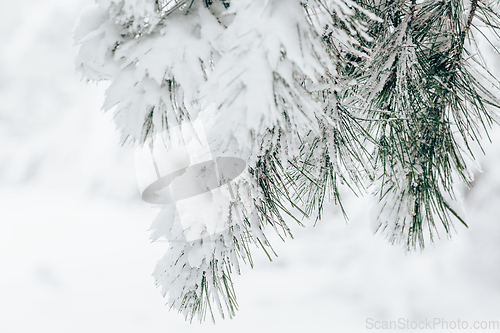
[{"left": 1, "top": 0, "right": 499, "bottom": 332}]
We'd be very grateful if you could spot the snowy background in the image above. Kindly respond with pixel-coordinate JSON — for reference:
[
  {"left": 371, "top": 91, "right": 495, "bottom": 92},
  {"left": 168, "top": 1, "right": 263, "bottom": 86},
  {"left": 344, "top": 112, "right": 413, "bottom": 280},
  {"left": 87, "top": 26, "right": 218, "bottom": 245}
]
[{"left": 1, "top": 1, "right": 500, "bottom": 332}]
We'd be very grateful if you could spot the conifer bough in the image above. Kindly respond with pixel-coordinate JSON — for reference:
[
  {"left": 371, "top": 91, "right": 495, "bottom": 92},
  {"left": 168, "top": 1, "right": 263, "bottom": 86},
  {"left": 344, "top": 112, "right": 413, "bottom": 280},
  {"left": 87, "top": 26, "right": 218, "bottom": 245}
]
[{"left": 75, "top": 0, "right": 500, "bottom": 322}]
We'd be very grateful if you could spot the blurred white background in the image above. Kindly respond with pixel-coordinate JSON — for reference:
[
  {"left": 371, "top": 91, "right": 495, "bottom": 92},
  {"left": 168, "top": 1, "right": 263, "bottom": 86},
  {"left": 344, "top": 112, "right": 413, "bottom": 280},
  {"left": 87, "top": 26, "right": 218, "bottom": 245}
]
[{"left": 1, "top": 1, "right": 500, "bottom": 332}]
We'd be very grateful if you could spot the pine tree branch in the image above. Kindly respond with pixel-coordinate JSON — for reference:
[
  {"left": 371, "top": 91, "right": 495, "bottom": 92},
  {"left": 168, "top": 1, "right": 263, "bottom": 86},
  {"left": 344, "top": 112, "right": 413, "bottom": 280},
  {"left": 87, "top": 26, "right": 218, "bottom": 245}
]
[
  {"left": 456, "top": 0, "right": 479, "bottom": 61},
  {"left": 75, "top": 0, "right": 500, "bottom": 318}
]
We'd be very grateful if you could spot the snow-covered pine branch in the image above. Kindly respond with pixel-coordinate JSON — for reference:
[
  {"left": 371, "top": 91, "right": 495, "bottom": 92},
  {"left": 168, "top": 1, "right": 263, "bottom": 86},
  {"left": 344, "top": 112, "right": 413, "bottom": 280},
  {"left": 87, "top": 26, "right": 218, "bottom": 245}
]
[
  {"left": 74, "top": 0, "right": 500, "bottom": 321},
  {"left": 354, "top": 0, "right": 500, "bottom": 249}
]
